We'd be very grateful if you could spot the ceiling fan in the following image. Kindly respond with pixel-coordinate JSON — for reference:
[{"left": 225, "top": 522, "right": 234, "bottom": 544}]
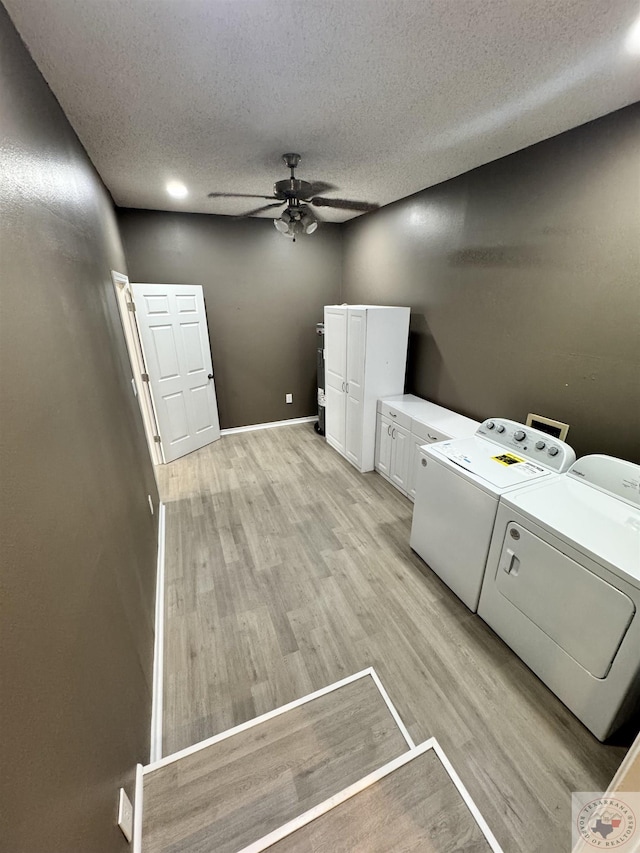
[{"left": 207, "top": 153, "right": 379, "bottom": 240}]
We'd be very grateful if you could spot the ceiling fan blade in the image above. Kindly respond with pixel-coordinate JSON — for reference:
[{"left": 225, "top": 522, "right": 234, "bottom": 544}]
[
  {"left": 236, "top": 201, "right": 287, "bottom": 218},
  {"left": 306, "top": 181, "right": 338, "bottom": 196},
  {"left": 208, "top": 192, "right": 277, "bottom": 200},
  {"left": 311, "top": 197, "right": 379, "bottom": 212}
]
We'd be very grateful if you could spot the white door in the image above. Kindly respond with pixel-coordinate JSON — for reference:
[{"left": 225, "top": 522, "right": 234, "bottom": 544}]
[
  {"left": 324, "top": 307, "right": 347, "bottom": 454},
  {"left": 344, "top": 309, "right": 366, "bottom": 467},
  {"left": 390, "top": 423, "right": 410, "bottom": 491},
  {"left": 375, "top": 415, "right": 393, "bottom": 476},
  {"left": 131, "top": 284, "right": 220, "bottom": 463}
]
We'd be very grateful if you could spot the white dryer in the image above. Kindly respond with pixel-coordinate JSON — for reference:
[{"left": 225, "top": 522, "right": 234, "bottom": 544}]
[
  {"left": 409, "top": 419, "right": 576, "bottom": 611},
  {"left": 478, "top": 455, "right": 640, "bottom": 741}
]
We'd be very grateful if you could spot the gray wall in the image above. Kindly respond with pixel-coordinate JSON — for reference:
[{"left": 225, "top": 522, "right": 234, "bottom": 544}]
[
  {"left": 0, "top": 6, "right": 159, "bottom": 852},
  {"left": 343, "top": 105, "right": 640, "bottom": 463},
  {"left": 118, "top": 209, "right": 342, "bottom": 429}
]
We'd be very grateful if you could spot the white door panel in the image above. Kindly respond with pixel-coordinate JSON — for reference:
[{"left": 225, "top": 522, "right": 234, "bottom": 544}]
[
  {"left": 325, "top": 383, "right": 346, "bottom": 453},
  {"left": 346, "top": 310, "right": 366, "bottom": 402},
  {"left": 345, "top": 393, "right": 363, "bottom": 468},
  {"left": 132, "top": 283, "right": 220, "bottom": 463},
  {"left": 390, "top": 424, "right": 410, "bottom": 491},
  {"left": 375, "top": 415, "right": 393, "bottom": 476},
  {"left": 324, "top": 307, "right": 347, "bottom": 392}
]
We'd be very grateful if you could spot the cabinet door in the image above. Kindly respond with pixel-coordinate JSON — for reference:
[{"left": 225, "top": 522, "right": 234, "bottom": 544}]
[
  {"left": 325, "top": 384, "right": 346, "bottom": 453},
  {"left": 345, "top": 393, "right": 363, "bottom": 468},
  {"left": 345, "top": 309, "right": 366, "bottom": 403},
  {"left": 344, "top": 309, "right": 366, "bottom": 468},
  {"left": 407, "top": 434, "right": 427, "bottom": 501},
  {"left": 324, "top": 306, "right": 347, "bottom": 388},
  {"left": 390, "top": 423, "right": 410, "bottom": 491},
  {"left": 375, "top": 415, "right": 393, "bottom": 476},
  {"left": 324, "top": 307, "right": 347, "bottom": 453}
]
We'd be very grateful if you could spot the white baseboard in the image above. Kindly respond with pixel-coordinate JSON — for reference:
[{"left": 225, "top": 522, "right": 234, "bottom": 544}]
[
  {"left": 221, "top": 415, "right": 318, "bottom": 436},
  {"left": 132, "top": 763, "right": 143, "bottom": 853},
  {"left": 149, "top": 502, "right": 166, "bottom": 764}
]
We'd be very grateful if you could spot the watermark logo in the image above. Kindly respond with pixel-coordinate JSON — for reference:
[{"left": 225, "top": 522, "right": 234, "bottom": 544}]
[{"left": 573, "top": 793, "right": 638, "bottom": 848}]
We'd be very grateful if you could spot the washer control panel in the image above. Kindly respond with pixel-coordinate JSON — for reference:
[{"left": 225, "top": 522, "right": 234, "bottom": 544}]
[{"left": 477, "top": 418, "right": 576, "bottom": 472}]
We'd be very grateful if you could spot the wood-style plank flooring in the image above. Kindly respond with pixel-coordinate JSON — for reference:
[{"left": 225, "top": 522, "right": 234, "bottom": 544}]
[
  {"left": 157, "top": 424, "right": 627, "bottom": 853},
  {"left": 266, "top": 749, "right": 492, "bottom": 853},
  {"left": 143, "top": 675, "right": 409, "bottom": 853}
]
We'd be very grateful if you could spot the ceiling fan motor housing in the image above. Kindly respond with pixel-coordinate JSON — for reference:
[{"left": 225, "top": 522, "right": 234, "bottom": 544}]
[{"left": 273, "top": 177, "right": 313, "bottom": 200}]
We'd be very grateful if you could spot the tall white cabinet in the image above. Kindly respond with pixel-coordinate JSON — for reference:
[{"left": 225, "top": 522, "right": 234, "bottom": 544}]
[{"left": 324, "top": 305, "right": 410, "bottom": 473}]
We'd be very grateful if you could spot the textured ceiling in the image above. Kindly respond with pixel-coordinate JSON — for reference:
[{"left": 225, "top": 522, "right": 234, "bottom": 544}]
[{"left": 5, "top": 0, "right": 640, "bottom": 222}]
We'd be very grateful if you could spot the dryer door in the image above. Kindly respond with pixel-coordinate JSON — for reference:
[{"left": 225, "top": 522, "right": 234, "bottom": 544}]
[{"left": 496, "top": 523, "right": 635, "bottom": 678}]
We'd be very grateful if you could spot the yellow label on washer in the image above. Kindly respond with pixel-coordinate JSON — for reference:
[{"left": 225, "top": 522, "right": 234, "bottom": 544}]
[{"left": 492, "top": 453, "right": 525, "bottom": 466}]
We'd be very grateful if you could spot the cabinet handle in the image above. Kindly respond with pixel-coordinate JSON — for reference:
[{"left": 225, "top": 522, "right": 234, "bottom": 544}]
[
  {"left": 389, "top": 412, "right": 397, "bottom": 418},
  {"left": 392, "top": 427, "right": 396, "bottom": 439},
  {"left": 341, "top": 381, "right": 345, "bottom": 392},
  {"left": 387, "top": 424, "right": 392, "bottom": 436},
  {"left": 427, "top": 433, "right": 438, "bottom": 441},
  {"left": 346, "top": 382, "right": 349, "bottom": 393}
]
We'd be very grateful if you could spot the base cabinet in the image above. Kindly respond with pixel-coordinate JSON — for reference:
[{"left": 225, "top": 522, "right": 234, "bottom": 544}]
[
  {"left": 375, "top": 395, "right": 480, "bottom": 500},
  {"left": 375, "top": 416, "right": 410, "bottom": 492}
]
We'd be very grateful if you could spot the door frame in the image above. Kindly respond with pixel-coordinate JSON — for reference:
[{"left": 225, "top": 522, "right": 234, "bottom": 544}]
[{"left": 111, "top": 270, "right": 164, "bottom": 466}]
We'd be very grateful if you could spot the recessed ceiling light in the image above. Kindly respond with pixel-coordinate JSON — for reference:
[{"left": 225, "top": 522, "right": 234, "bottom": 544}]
[
  {"left": 166, "top": 180, "right": 188, "bottom": 199},
  {"left": 626, "top": 15, "right": 640, "bottom": 54}
]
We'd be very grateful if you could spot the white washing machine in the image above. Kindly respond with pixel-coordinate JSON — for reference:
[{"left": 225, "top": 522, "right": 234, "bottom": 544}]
[
  {"left": 478, "top": 455, "right": 640, "bottom": 741},
  {"left": 409, "top": 418, "right": 576, "bottom": 611}
]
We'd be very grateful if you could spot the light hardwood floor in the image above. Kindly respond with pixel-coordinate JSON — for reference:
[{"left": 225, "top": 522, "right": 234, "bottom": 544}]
[
  {"left": 266, "top": 749, "right": 492, "bottom": 853},
  {"left": 157, "top": 424, "right": 627, "bottom": 853},
  {"left": 143, "top": 675, "right": 409, "bottom": 853}
]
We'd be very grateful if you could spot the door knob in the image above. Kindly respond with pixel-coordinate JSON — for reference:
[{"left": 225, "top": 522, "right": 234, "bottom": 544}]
[{"left": 208, "top": 373, "right": 214, "bottom": 380}]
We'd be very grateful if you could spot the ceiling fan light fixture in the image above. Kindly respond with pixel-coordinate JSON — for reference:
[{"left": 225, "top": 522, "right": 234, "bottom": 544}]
[
  {"left": 166, "top": 180, "right": 188, "bottom": 199},
  {"left": 274, "top": 206, "right": 310, "bottom": 241},
  {"left": 300, "top": 208, "right": 318, "bottom": 234}
]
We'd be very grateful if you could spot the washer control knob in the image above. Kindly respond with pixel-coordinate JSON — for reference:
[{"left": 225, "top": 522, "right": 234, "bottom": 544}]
[
  {"left": 486, "top": 421, "right": 495, "bottom": 430},
  {"left": 535, "top": 440, "right": 546, "bottom": 450},
  {"left": 496, "top": 424, "right": 506, "bottom": 433},
  {"left": 514, "top": 430, "right": 526, "bottom": 442},
  {"left": 548, "top": 446, "right": 560, "bottom": 457}
]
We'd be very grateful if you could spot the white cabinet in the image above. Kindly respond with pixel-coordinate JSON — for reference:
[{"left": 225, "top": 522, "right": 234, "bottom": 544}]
[
  {"left": 375, "top": 416, "right": 410, "bottom": 489},
  {"left": 375, "top": 415, "right": 393, "bottom": 477},
  {"left": 324, "top": 305, "right": 410, "bottom": 473},
  {"left": 375, "top": 394, "right": 480, "bottom": 499},
  {"left": 389, "top": 422, "right": 411, "bottom": 491}
]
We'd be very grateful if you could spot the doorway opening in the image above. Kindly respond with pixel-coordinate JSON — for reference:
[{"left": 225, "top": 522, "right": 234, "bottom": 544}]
[{"left": 111, "top": 270, "right": 164, "bottom": 466}]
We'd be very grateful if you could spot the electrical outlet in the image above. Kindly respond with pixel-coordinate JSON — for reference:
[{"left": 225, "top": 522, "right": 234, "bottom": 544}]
[
  {"left": 147, "top": 494, "right": 154, "bottom": 515},
  {"left": 286, "top": 393, "right": 293, "bottom": 404},
  {"left": 117, "top": 788, "right": 133, "bottom": 843}
]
